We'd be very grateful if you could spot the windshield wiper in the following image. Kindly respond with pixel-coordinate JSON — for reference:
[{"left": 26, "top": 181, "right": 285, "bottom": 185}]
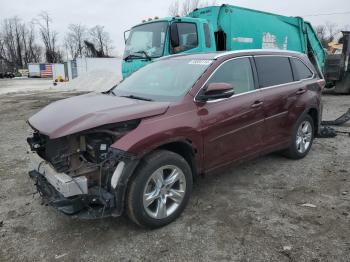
[
  {"left": 123, "top": 51, "right": 151, "bottom": 61},
  {"left": 120, "top": 95, "right": 153, "bottom": 101},
  {"left": 124, "top": 54, "right": 143, "bottom": 61},
  {"left": 133, "top": 51, "right": 151, "bottom": 61}
]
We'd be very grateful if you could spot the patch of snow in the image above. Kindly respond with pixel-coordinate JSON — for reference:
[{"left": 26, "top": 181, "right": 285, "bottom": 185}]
[
  {"left": 0, "top": 70, "right": 122, "bottom": 95},
  {"left": 0, "top": 78, "right": 53, "bottom": 95},
  {"left": 53, "top": 70, "right": 121, "bottom": 93}
]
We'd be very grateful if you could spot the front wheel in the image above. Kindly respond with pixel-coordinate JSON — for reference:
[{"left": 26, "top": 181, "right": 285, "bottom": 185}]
[
  {"left": 284, "top": 114, "right": 314, "bottom": 159},
  {"left": 126, "top": 150, "right": 193, "bottom": 228}
]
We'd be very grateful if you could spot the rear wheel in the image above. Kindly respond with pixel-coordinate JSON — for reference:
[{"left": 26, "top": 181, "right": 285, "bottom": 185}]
[
  {"left": 126, "top": 150, "right": 192, "bottom": 228},
  {"left": 284, "top": 114, "right": 314, "bottom": 159}
]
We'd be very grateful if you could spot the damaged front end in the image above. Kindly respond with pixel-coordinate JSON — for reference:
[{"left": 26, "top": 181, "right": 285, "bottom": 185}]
[{"left": 27, "top": 120, "right": 140, "bottom": 219}]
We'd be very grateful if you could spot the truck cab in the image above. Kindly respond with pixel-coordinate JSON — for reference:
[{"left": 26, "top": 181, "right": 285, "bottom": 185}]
[
  {"left": 122, "top": 5, "right": 326, "bottom": 78},
  {"left": 122, "top": 17, "right": 215, "bottom": 78}
]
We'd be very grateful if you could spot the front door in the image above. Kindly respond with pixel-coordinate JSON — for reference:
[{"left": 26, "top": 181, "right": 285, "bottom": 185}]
[{"left": 198, "top": 57, "right": 265, "bottom": 171}]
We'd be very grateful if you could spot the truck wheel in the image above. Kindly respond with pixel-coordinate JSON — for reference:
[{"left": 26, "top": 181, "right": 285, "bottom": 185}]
[
  {"left": 284, "top": 114, "right": 314, "bottom": 159},
  {"left": 126, "top": 150, "right": 192, "bottom": 228}
]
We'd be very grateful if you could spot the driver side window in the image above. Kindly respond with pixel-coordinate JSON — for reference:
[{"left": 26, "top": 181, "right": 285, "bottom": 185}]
[
  {"left": 207, "top": 57, "right": 255, "bottom": 95},
  {"left": 171, "top": 23, "right": 198, "bottom": 54}
]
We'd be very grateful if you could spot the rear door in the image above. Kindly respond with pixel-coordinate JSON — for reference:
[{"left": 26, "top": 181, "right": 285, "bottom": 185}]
[
  {"left": 198, "top": 57, "right": 265, "bottom": 171},
  {"left": 254, "top": 55, "right": 300, "bottom": 147}
]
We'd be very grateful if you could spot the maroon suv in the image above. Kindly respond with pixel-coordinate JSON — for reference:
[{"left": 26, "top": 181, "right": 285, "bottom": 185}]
[{"left": 27, "top": 50, "right": 325, "bottom": 228}]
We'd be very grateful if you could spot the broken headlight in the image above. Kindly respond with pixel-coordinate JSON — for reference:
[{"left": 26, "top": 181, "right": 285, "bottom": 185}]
[{"left": 79, "top": 119, "right": 140, "bottom": 164}]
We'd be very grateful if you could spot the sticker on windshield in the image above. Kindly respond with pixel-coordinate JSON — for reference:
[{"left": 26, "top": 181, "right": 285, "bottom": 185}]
[{"left": 188, "top": 60, "right": 212, "bottom": 65}]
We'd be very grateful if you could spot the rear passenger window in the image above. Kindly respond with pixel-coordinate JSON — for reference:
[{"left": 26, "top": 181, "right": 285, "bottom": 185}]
[
  {"left": 255, "top": 56, "right": 293, "bottom": 88},
  {"left": 207, "top": 57, "right": 255, "bottom": 94},
  {"left": 291, "top": 58, "right": 313, "bottom": 80}
]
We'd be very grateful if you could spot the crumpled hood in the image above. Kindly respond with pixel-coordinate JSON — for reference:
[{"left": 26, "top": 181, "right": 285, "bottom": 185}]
[{"left": 28, "top": 93, "right": 170, "bottom": 138}]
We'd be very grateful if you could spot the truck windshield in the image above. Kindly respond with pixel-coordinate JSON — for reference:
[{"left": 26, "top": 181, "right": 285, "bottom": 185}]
[
  {"left": 112, "top": 59, "right": 212, "bottom": 101},
  {"left": 123, "top": 22, "right": 168, "bottom": 60}
]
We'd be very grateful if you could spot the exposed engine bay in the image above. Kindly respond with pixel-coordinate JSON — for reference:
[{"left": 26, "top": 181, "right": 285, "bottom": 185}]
[{"left": 27, "top": 120, "right": 140, "bottom": 218}]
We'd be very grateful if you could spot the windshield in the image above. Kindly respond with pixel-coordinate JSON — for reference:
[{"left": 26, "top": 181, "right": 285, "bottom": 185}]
[
  {"left": 123, "top": 22, "right": 168, "bottom": 59},
  {"left": 112, "top": 59, "right": 212, "bottom": 101}
]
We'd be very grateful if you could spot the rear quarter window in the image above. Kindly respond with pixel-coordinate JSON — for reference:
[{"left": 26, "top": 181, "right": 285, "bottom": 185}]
[
  {"left": 291, "top": 58, "right": 314, "bottom": 80},
  {"left": 254, "top": 56, "right": 294, "bottom": 88}
]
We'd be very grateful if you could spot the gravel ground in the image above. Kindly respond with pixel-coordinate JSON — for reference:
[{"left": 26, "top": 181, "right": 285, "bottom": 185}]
[{"left": 0, "top": 81, "right": 349, "bottom": 261}]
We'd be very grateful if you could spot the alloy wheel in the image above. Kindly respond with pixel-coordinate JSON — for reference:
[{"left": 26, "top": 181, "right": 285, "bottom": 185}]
[
  {"left": 143, "top": 165, "right": 186, "bottom": 219},
  {"left": 296, "top": 120, "right": 312, "bottom": 154}
]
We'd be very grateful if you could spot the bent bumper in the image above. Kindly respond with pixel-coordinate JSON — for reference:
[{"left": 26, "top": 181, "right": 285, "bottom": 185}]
[
  {"left": 27, "top": 148, "right": 140, "bottom": 219},
  {"left": 29, "top": 170, "right": 116, "bottom": 219}
]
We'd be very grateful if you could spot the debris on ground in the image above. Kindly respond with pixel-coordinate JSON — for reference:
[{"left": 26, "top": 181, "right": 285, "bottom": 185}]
[
  {"left": 300, "top": 203, "right": 317, "bottom": 208},
  {"left": 283, "top": 246, "right": 292, "bottom": 251},
  {"left": 281, "top": 245, "right": 293, "bottom": 259},
  {"left": 321, "top": 108, "right": 350, "bottom": 126},
  {"left": 318, "top": 126, "right": 337, "bottom": 138},
  {"left": 317, "top": 108, "right": 350, "bottom": 138},
  {"left": 54, "top": 253, "right": 68, "bottom": 259}
]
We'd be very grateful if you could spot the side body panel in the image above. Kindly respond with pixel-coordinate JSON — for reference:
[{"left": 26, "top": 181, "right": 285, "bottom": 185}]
[
  {"left": 258, "top": 83, "right": 304, "bottom": 146},
  {"left": 197, "top": 91, "right": 265, "bottom": 171},
  {"left": 111, "top": 101, "right": 205, "bottom": 173}
]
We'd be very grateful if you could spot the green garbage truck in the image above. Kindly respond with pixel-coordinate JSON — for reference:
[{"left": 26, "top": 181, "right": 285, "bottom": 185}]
[{"left": 122, "top": 4, "right": 326, "bottom": 79}]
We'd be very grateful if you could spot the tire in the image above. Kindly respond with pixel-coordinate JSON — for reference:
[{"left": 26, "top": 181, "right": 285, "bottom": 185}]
[
  {"left": 126, "top": 150, "right": 193, "bottom": 228},
  {"left": 284, "top": 114, "right": 314, "bottom": 159}
]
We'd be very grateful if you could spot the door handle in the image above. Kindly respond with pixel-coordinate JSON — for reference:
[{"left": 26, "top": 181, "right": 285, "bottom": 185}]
[
  {"left": 296, "top": 88, "right": 306, "bottom": 95},
  {"left": 251, "top": 101, "right": 263, "bottom": 108}
]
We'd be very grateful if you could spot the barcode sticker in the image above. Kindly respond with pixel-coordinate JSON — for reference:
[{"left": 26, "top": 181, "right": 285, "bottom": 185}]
[{"left": 188, "top": 60, "right": 212, "bottom": 65}]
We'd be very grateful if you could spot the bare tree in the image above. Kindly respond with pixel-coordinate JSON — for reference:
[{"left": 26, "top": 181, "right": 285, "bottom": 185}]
[
  {"left": 181, "top": 0, "right": 201, "bottom": 16},
  {"left": 0, "top": 16, "right": 41, "bottom": 70},
  {"left": 315, "top": 25, "right": 328, "bottom": 47},
  {"left": 21, "top": 23, "right": 42, "bottom": 64},
  {"left": 84, "top": 40, "right": 104, "bottom": 57},
  {"left": 168, "top": 0, "right": 180, "bottom": 16},
  {"left": 34, "top": 11, "right": 62, "bottom": 63},
  {"left": 315, "top": 22, "right": 341, "bottom": 47},
  {"left": 88, "top": 25, "right": 113, "bottom": 57},
  {"left": 325, "top": 22, "right": 339, "bottom": 42},
  {"left": 168, "top": 0, "right": 217, "bottom": 16},
  {"left": 64, "top": 24, "right": 87, "bottom": 59},
  {"left": 0, "top": 17, "right": 22, "bottom": 68}
]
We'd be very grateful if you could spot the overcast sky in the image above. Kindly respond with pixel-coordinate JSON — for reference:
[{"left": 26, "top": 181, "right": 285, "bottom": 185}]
[{"left": 1, "top": 0, "right": 349, "bottom": 56}]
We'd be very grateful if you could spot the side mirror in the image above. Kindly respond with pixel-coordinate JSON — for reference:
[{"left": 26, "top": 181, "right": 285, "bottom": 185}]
[
  {"left": 124, "top": 30, "right": 130, "bottom": 43},
  {"left": 196, "top": 82, "right": 235, "bottom": 102},
  {"left": 170, "top": 23, "right": 180, "bottom": 48}
]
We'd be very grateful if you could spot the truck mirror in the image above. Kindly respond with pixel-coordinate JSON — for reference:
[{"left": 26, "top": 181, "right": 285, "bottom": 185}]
[
  {"left": 124, "top": 30, "right": 130, "bottom": 44},
  {"left": 170, "top": 23, "right": 180, "bottom": 48}
]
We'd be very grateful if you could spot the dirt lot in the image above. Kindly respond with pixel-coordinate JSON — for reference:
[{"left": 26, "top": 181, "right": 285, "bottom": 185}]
[{"left": 0, "top": 82, "right": 349, "bottom": 261}]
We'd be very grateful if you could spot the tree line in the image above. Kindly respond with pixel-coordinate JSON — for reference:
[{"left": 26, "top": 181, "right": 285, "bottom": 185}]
[{"left": 0, "top": 11, "right": 113, "bottom": 71}]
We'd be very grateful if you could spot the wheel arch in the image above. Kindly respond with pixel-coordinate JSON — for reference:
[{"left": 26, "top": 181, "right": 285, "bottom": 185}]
[
  {"left": 307, "top": 107, "right": 319, "bottom": 135},
  {"left": 157, "top": 140, "right": 199, "bottom": 180}
]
